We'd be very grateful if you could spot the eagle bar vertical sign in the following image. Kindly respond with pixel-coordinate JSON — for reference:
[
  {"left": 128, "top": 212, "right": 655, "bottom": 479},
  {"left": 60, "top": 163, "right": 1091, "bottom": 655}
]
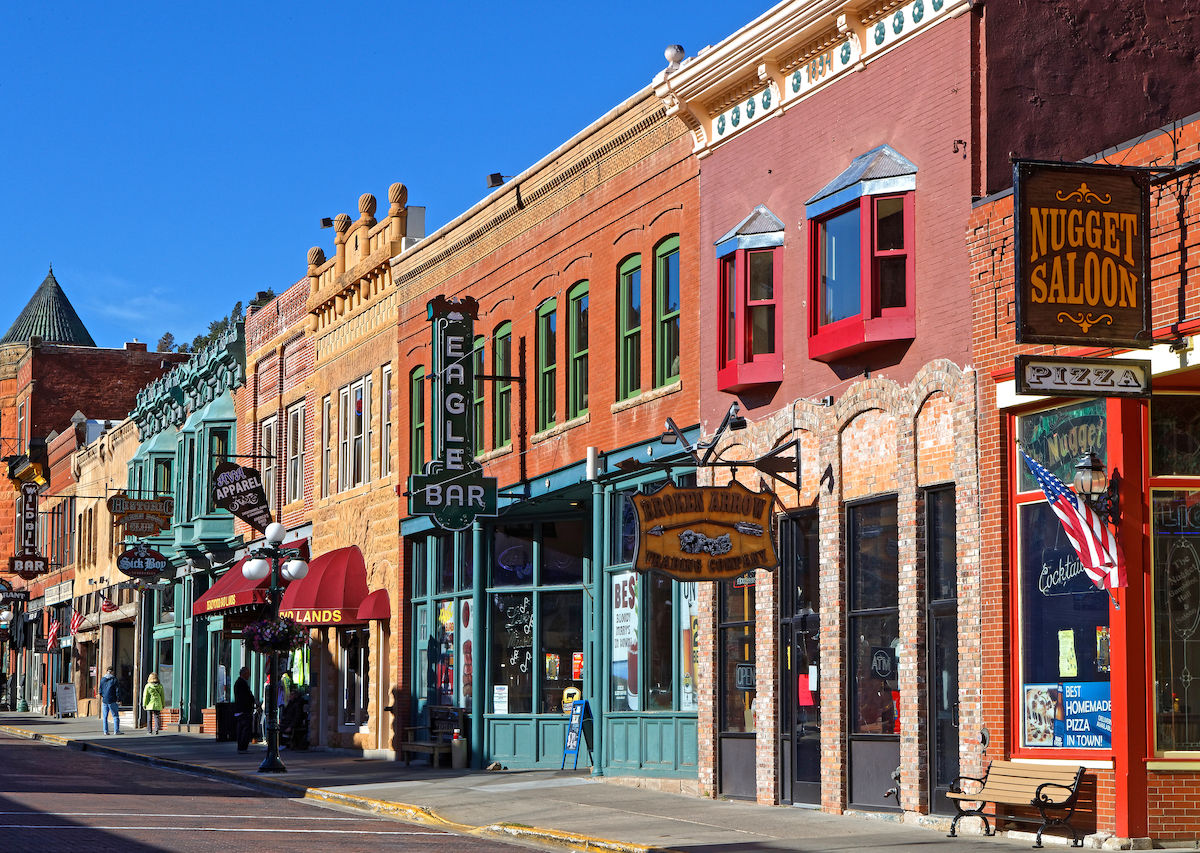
[{"left": 408, "top": 296, "right": 498, "bottom": 531}]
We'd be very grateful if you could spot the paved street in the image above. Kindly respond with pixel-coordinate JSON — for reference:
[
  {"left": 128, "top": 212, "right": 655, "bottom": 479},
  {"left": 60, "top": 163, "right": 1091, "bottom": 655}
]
[
  {"left": 0, "top": 732, "right": 539, "bottom": 853},
  {"left": 1, "top": 714, "right": 1047, "bottom": 852}
]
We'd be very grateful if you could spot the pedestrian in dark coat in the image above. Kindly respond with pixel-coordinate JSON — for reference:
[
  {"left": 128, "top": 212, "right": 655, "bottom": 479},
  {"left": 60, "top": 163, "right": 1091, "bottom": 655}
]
[{"left": 233, "top": 666, "right": 257, "bottom": 753}]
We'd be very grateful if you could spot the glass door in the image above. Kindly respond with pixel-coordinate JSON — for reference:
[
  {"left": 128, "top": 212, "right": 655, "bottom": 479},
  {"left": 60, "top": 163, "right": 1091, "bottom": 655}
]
[
  {"left": 926, "top": 486, "right": 959, "bottom": 813},
  {"left": 779, "top": 512, "right": 821, "bottom": 805}
]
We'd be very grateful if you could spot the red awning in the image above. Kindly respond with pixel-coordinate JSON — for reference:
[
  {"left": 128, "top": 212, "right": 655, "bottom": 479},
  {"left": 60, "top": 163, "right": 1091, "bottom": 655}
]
[
  {"left": 192, "top": 540, "right": 310, "bottom": 617},
  {"left": 355, "top": 588, "right": 391, "bottom": 621},
  {"left": 279, "top": 545, "right": 369, "bottom": 626}
]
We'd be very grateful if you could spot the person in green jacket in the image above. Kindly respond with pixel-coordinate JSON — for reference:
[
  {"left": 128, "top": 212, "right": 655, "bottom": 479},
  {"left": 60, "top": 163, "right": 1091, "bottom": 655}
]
[{"left": 143, "top": 672, "right": 166, "bottom": 734}]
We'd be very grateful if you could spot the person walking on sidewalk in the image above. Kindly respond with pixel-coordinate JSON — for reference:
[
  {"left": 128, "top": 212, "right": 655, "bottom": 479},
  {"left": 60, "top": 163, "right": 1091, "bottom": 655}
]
[
  {"left": 142, "top": 673, "right": 165, "bottom": 734},
  {"left": 98, "top": 667, "right": 121, "bottom": 735},
  {"left": 233, "top": 666, "right": 257, "bottom": 753}
]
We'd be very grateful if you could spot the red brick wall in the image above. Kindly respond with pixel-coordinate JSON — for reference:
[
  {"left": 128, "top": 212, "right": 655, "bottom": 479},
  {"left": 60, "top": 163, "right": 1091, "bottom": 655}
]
[
  {"left": 698, "top": 14, "right": 974, "bottom": 428},
  {"left": 969, "top": 115, "right": 1200, "bottom": 840}
]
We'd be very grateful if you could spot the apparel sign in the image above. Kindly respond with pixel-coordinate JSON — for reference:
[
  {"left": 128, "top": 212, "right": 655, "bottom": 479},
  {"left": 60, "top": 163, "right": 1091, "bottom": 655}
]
[
  {"left": 115, "top": 543, "right": 171, "bottom": 579},
  {"left": 8, "top": 483, "right": 49, "bottom": 580},
  {"left": 106, "top": 492, "right": 174, "bottom": 536},
  {"left": 632, "top": 482, "right": 778, "bottom": 580},
  {"left": 211, "top": 461, "right": 273, "bottom": 533},
  {"left": 408, "top": 295, "right": 498, "bottom": 531},
  {"left": 1014, "top": 160, "right": 1151, "bottom": 348}
]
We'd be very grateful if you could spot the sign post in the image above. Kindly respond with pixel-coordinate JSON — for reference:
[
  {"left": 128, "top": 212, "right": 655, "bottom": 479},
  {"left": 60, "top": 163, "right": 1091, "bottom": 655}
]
[{"left": 408, "top": 296, "right": 498, "bottom": 531}]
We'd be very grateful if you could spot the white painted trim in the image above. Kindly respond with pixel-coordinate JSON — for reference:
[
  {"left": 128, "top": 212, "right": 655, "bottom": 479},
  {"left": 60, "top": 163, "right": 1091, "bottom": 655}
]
[{"left": 995, "top": 334, "right": 1199, "bottom": 410}]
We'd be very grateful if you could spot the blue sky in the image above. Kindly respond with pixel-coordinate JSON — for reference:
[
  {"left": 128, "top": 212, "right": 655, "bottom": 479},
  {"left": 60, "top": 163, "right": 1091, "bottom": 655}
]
[{"left": 1, "top": 2, "right": 759, "bottom": 349}]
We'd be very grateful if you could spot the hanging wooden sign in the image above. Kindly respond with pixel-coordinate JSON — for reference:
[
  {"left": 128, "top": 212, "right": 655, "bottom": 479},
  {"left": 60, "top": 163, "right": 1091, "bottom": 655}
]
[
  {"left": 212, "top": 461, "right": 273, "bottom": 533},
  {"left": 1014, "top": 160, "right": 1151, "bottom": 348},
  {"left": 632, "top": 482, "right": 777, "bottom": 580}
]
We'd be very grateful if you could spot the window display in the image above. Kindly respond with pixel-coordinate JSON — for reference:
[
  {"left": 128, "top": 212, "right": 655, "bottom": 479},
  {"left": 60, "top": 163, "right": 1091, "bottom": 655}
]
[
  {"left": 1153, "top": 489, "right": 1200, "bottom": 751},
  {"left": 848, "top": 499, "right": 899, "bottom": 736}
]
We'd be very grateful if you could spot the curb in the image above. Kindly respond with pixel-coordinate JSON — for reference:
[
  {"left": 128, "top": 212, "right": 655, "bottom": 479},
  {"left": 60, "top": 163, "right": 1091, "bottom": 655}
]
[{"left": 0, "top": 724, "right": 667, "bottom": 853}]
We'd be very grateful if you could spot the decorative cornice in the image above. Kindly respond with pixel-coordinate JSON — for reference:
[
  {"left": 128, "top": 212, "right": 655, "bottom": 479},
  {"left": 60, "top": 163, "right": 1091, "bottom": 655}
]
[
  {"left": 130, "top": 321, "right": 246, "bottom": 440},
  {"left": 652, "top": 0, "right": 971, "bottom": 158}
]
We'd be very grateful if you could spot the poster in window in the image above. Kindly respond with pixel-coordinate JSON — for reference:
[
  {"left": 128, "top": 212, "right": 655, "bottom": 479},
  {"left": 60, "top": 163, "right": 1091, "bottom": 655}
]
[
  {"left": 1023, "top": 683, "right": 1064, "bottom": 747},
  {"left": 611, "top": 571, "right": 639, "bottom": 711},
  {"left": 680, "top": 582, "right": 699, "bottom": 712},
  {"left": 436, "top": 601, "right": 455, "bottom": 705},
  {"left": 459, "top": 599, "right": 473, "bottom": 707}
]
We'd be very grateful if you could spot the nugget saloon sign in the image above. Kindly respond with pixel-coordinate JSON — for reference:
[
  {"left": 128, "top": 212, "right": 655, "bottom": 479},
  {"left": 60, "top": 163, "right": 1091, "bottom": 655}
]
[
  {"left": 1014, "top": 160, "right": 1150, "bottom": 348},
  {"left": 632, "top": 482, "right": 777, "bottom": 580}
]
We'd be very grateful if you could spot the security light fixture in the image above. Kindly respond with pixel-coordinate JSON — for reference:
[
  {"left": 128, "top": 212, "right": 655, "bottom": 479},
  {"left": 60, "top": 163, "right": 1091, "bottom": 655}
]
[{"left": 486, "top": 173, "right": 510, "bottom": 188}]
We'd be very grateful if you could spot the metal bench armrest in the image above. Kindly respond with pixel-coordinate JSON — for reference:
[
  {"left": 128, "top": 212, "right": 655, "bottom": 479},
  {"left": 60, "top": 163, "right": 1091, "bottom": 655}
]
[
  {"left": 949, "top": 775, "right": 986, "bottom": 795},
  {"left": 1033, "top": 781, "right": 1076, "bottom": 805}
]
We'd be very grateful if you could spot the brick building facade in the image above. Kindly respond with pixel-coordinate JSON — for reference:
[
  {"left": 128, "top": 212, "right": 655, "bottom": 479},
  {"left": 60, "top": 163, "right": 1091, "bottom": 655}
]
[
  {"left": 391, "top": 87, "right": 701, "bottom": 777},
  {"left": 969, "top": 113, "right": 1200, "bottom": 844}
]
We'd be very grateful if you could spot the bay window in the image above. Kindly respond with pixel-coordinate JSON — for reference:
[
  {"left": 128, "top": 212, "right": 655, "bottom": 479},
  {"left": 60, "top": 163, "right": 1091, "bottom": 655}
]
[
  {"left": 715, "top": 205, "right": 784, "bottom": 392},
  {"left": 806, "top": 144, "right": 916, "bottom": 362}
]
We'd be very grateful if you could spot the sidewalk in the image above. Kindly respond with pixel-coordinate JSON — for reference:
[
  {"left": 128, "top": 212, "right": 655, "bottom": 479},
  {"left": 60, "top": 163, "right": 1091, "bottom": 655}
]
[{"left": 0, "top": 712, "right": 1042, "bottom": 852}]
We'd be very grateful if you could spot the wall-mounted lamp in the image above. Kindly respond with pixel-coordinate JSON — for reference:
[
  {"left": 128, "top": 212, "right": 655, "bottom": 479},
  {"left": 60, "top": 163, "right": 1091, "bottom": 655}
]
[
  {"left": 319, "top": 217, "right": 334, "bottom": 228},
  {"left": 486, "top": 173, "right": 512, "bottom": 188},
  {"left": 1073, "top": 451, "right": 1121, "bottom": 526}
]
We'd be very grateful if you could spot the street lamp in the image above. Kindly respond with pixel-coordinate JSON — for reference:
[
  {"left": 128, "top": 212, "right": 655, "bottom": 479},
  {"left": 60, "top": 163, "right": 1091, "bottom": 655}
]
[
  {"left": 1073, "top": 451, "right": 1121, "bottom": 526},
  {"left": 242, "top": 522, "right": 307, "bottom": 773}
]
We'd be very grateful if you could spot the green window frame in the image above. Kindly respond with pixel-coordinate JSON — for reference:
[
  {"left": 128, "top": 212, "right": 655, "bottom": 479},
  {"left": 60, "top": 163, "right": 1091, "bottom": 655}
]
[
  {"left": 536, "top": 299, "right": 557, "bottom": 432},
  {"left": 618, "top": 254, "right": 642, "bottom": 400},
  {"left": 409, "top": 366, "right": 425, "bottom": 475},
  {"left": 472, "top": 335, "right": 485, "bottom": 455},
  {"left": 493, "top": 322, "right": 512, "bottom": 449},
  {"left": 567, "top": 281, "right": 589, "bottom": 419},
  {"left": 654, "top": 236, "right": 680, "bottom": 387}
]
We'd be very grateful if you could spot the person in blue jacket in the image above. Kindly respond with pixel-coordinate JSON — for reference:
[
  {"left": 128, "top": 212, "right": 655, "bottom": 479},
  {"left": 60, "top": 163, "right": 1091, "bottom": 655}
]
[{"left": 98, "top": 666, "right": 121, "bottom": 735}]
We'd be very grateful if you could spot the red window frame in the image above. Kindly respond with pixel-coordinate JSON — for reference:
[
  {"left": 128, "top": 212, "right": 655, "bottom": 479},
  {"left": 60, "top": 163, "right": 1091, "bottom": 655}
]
[
  {"left": 807, "top": 192, "right": 916, "bottom": 362},
  {"left": 717, "top": 245, "right": 783, "bottom": 392}
]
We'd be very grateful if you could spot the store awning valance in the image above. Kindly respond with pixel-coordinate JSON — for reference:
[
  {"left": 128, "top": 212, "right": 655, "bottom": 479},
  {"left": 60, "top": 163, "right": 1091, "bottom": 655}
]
[
  {"left": 279, "top": 545, "right": 370, "bottom": 626},
  {"left": 355, "top": 588, "right": 391, "bottom": 621},
  {"left": 192, "top": 540, "right": 309, "bottom": 616}
]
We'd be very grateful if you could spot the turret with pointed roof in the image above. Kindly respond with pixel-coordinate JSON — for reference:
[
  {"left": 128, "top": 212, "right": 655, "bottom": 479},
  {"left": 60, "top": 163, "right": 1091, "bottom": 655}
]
[{"left": 0, "top": 266, "right": 96, "bottom": 346}]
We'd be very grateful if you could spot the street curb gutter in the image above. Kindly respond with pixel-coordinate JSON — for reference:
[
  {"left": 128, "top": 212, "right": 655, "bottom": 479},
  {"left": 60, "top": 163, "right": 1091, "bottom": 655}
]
[{"left": 0, "top": 724, "right": 675, "bottom": 853}]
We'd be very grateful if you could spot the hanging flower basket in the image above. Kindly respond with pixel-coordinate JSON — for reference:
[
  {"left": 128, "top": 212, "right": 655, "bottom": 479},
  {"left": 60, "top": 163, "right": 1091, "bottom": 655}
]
[{"left": 243, "top": 616, "right": 310, "bottom": 655}]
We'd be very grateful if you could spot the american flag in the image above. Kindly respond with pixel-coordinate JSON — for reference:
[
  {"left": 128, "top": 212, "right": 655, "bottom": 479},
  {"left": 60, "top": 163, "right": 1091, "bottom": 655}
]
[
  {"left": 100, "top": 592, "right": 119, "bottom": 613},
  {"left": 70, "top": 610, "right": 83, "bottom": 636},
  {"left": 46, "top": 617, "right": 60, "bottom": 645},
  {"left": 1019, "top": 448, "right": 1126, "bottom": 591}
]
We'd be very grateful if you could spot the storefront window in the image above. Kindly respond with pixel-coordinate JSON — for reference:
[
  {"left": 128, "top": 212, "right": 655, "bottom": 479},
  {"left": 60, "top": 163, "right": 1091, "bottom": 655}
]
[
  {"left": 411, "top": 539, "right": 427, "bottom": 598},
  {"left": 210, "top": 633, "right": 231, "bottom": 704},
  {"left": 540, "top": 591, "right": 582, "bottom": 713},
  {"left": 848, "top": 499, "right": 899, "bottom": 736},
  {"left": 1017, "top": 399, "right": 1106, "bottom": 493},
  {"left": 610, "top": 569, "right": 697, "bottom": 713},
  {"left": 1018, "top": 500, "right": 1111, "bottom": 749},
  {"left": 156, "top": 587, "right": 174, "bottom": 624},
  {"left": 433, "top": 600, "right": 456, "bottom": 705},
  {"left": 154, "top": 638, "right": 174, "bottom": 707},
  {"left": 490, "top": 592, "right": 533, "bottom": 714},
  {"left": 339, "top": 627, "right": 370, "bottom": 728},
  {"left": 493, "top": 525, "right": 535, "bottom": 587},
  {"left": 1153, "top": 489, "right": 1200, "bottom": 751},
  {"left": 1151, "top": 397, "right": 1200, "bottom": 477},
  {"left": 613, "top": 491, "right": 638, "bottom": 565},
  {"left": 611, "top": 571, "right": 640, "bottom": 710},
  {"left": 719, "top": 574, "right": 757, "bottom": 732},
  {"left": 435, "top": 534, "right": 454, "bottom": 594},
  {"left": 542, "top": 520, "right": 585, "bottom": 585},
  {"left": 646, "top": 575, "right": 674, "bottom": 710}
]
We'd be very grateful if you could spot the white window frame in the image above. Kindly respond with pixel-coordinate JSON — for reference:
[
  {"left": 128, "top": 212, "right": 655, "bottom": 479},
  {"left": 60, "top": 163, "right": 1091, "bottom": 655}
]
[
  {"left": 285, "top": 402, "right": 305, "bottom": 505},
  {"left": 381, "top": 365, "right": 393, "bottom": 477},
  {"left": 337, "top": 374, "right": 372, "bottom": 491},
  {"left": 261, "top": 416, "right": 278, "bottom": 514},
  {"left": 321, "top": 395, "right": 331, "bottom": 498}
]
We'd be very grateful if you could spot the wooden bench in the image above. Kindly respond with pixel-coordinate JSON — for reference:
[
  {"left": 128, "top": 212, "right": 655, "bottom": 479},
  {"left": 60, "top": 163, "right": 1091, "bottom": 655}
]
[
  {"left": 400, "top": 705, "right": 466, "bottom": 767},
  {"left": 948, "top": 759, "right": 1086, "bottom": 848}
]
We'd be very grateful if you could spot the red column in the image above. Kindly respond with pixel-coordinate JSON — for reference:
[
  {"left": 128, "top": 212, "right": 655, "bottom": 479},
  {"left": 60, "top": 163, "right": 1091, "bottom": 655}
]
[{"left": 1109, "top": 397, "right": 1148, "bottom": 839}]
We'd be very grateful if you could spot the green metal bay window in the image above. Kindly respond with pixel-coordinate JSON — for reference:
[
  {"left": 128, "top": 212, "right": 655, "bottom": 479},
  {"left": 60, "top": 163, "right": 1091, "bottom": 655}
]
[
  {"left": 617, "top": 255, "right": 642, "bottom": 400},
  {"left": 493, "top": 322, "right": 512, "bottom": 448},
  {"left": 654, "top": 236, "right": 680, "bottom": 387},
  {"left": 536, "top": 299, "right": 557, "bottom": 431},
  {"left": 567, "top": 282, "right": 589, "bottom": 418}
]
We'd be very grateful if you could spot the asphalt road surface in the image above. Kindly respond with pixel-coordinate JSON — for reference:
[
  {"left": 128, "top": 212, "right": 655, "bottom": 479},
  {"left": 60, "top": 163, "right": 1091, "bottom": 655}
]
[{"left": 0, "top": 732, "right": 541, "bottom": 853}]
